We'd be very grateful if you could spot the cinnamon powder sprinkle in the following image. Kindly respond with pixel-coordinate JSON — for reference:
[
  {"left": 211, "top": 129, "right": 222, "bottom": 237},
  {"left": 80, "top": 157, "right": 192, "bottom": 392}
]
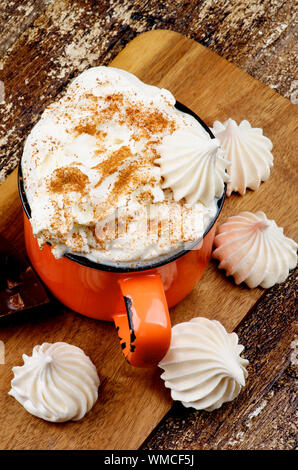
[
  {"left": 74, "top": 122, "right": 98, "bottom": 136},
  {"left": 49, "top": 166, "right": 89, "bottom": 194},
  {"left": 94, "top": 145, "right": 132, "bottom": 187},
  {"left": 125, "top": 107, "right": 176, "bottom": 135}
]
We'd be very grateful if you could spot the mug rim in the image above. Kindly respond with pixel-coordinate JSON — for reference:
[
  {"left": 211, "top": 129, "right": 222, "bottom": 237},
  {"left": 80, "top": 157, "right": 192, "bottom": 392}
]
[{"left": 19, "top": 101, "right": 226, "bottom": 273}]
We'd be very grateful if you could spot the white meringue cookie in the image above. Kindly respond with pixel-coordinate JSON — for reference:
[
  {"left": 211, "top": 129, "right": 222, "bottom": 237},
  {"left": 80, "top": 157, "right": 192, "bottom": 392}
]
[
  {"left": 9, "top": 342, "right": 100, "bottom": 422},
  {"left": 213, "top": 211, "right": 297, "bottom": 288},
  {"left": 155, "top": 128, "right": 230, "bottom": 206},
  {"left": 211, "top": 119, "right": 273, "bottom": 196},
  {"left": 159, "top": 317, "right": 248, "bottom": 411}
]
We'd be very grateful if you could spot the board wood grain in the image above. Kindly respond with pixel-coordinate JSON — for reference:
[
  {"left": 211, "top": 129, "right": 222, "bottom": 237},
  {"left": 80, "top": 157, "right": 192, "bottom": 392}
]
[{"left": 0, "top": 30, "right": 297, "bottom": 450}]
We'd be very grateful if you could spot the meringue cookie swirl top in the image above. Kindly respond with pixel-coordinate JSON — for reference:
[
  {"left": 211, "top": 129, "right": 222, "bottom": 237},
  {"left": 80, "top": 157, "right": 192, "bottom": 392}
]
[
  {"left": 213, "top": 211, "right": 297, "bottom": 288},
  {"left": 8, "top": 342, "right": 100, "bottom": 422},
  {"left": 211, "top": 119, "right": 273, "bottom": 196},
  {"left": 159, "top": 317, "right": 248, "bottom": 411},
  {"left": 22, "top": 66, "right": 228, "bottom": 265},
  {"left": 155, "top": 128, "right": 229, "bottom": 206}
]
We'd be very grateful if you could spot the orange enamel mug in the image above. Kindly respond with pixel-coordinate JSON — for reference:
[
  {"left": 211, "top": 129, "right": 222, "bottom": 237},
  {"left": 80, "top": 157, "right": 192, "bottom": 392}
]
[{"left": 18, "top": 103, "right": 225, "bottom": 368}]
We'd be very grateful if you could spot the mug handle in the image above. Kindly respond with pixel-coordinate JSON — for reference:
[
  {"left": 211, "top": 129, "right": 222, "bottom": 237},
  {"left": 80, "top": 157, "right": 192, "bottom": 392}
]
[{"left": 113, "top": 273, "right": 171, "bottom": 367}]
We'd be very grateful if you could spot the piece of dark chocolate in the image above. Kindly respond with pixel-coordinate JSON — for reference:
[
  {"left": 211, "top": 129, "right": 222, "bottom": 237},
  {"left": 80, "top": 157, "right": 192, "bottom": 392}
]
[{"left": 0, "top": 234, "right": 50, "bottom": 318}]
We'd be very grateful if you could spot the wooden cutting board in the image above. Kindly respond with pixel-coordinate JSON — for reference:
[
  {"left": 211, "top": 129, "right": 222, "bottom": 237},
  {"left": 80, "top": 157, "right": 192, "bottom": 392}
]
[{"left": 0, "top": 30, "right": 297, "bottom": 450}]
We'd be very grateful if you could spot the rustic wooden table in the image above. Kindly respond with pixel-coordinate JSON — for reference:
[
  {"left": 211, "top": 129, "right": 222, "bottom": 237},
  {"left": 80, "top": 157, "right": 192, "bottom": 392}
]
[{"left": 0, "top": 0, "right": 297, "bottom": 450}]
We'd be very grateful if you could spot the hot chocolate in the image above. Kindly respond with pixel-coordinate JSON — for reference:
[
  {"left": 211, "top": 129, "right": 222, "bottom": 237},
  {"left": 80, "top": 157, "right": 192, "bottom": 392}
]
[{"left": 22, "top": 67, "right": 229, "bottom": 266}]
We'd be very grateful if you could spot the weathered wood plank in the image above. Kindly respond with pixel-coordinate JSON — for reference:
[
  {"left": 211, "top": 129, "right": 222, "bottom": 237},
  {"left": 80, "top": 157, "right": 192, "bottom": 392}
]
[
  {"left": 142, "top": 269, "right": 297, "bottom": 450},
  {"left": 0, "top": 0, "right": 49, "bottom": 56}
]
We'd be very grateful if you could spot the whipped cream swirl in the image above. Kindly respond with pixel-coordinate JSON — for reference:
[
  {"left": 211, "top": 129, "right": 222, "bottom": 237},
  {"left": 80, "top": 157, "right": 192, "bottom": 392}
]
[
  {"left": 213, "top": 211, "right": 297, "bottom": 288},
  {"left": 159, "top": 317, "right": 248, "bottom": 411},
  {"left": 9, "top": 342, "right": 100, "bottom": 422}
]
